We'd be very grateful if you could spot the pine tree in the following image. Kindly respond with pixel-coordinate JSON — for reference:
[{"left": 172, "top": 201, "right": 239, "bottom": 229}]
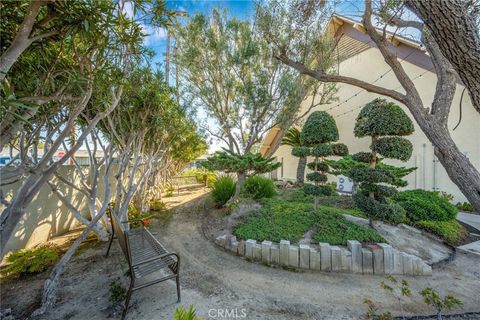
[
  {"left": 351, "top": 98, "right": 415, "bottom": 226},
  {"left": 300, "top": 111, "right": 348, "bottom": 209}
]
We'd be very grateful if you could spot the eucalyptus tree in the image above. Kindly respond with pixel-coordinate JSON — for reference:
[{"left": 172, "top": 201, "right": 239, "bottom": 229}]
[
  {"left": 258, "top": 0, "right": 480, "bottom": 212},
  {"left": 173, "top": 9, "right": 304, "bottom": 157}
]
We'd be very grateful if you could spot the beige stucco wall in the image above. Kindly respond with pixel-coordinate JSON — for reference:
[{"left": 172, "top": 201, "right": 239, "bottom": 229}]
[
  {"left": 274, "top": 47, "right": 480, "bottom": 203},
  {"left": 1, "top": 165, "right": 115, "bottom": 255}
]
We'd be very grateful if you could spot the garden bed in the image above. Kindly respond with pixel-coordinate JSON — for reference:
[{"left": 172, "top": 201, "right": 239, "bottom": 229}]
[{"left": 233, "top": 197, "right": 385, "bottom": 245}]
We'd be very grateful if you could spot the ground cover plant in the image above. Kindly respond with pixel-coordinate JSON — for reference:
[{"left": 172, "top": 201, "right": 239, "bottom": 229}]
[
  {"left": 394, "top": 189, "right": 466, "bottom": 244},
  {"left": 0, "top": 246, "right": 60, "bottom": 278},
  {"left": 233, "top": 198, "right": 384, "bottom": 245}
]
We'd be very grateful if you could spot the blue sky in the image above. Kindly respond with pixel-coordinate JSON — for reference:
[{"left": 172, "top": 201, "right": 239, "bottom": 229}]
[{"left": 143, "top": 0, "right": 369, "bottom": 82}]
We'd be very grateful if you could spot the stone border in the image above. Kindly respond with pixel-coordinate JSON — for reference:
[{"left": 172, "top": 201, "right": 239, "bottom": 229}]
[{"left": 215, "top": 235, "right": 432, "bottom": 276}]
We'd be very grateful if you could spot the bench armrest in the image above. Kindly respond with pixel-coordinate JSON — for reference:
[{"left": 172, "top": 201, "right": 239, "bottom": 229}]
[{"left": 132, "top": 252, "right": 180, "bottom": 268}]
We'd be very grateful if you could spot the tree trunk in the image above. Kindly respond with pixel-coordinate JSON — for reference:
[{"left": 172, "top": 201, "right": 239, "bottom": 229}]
[
  {"left": 430, "top": 124, "right": 480, "bottom": 211},
  {"left": 234, "top": 171, "right": 247, "bottom": 198},
  {"left": 30, "top": 211, "right": 106, "bottom": 317},
  {"left": 406, "top": 0, "right": 480, "bottom": 114},
  {"left": 0, "top": 1, "right": 41, "bottom": 81},
  {"left": 296, "top": 156, "right": 306, "bottom": 186}
]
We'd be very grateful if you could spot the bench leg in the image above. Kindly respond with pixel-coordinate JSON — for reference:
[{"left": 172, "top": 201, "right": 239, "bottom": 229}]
[
  {"left": 122, "top": 280, "right": 134, "bottom": 320},
  {"left": 176, "top": 274, "right": 181, "bottom": 303},
  {"left": 105, "top": 231, "right": 115, "bottom": 257}
]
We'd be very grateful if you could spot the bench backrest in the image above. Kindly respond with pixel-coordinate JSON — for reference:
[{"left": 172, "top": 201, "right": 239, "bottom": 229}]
[
  {"left": 170, "top": 175, "right": 206, "bottom": 186},
  {"left": 109, "top": 210, "right": 129, "bottom": 258}
]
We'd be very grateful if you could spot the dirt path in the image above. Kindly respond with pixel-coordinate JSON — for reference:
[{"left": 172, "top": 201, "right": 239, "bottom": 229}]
[{"left": 5, "top": 188, "right": 479, "bottom": 320}]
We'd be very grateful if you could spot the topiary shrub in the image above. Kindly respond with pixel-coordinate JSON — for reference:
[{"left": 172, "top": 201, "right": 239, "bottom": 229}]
[
  {"left": 299, "top": 111, "right": 347, "bottom": 208},
  {"left": 350, "top": 98, "right": 415, "bottom": 226},
  {"left": 241, "top": 175, "right": 276, "bottom": 200},
  {"left": 211, "top": 176, "right": 236, "bottom": 207},
  {"left": 1, "top": 246, "right": 60, "bottom": 278},
  {"left": 394, "top": 189, "right": 457, "bottom": 222}
]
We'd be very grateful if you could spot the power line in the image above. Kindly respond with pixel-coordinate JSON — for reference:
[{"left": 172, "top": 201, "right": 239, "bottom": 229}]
[{"left": 333, "top": 67, "right": 433, "bottom": 119}]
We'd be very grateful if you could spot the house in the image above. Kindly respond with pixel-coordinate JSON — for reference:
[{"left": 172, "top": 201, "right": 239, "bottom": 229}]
[{"left": 260, "top": 15, "right": 480, "bottom": 203}]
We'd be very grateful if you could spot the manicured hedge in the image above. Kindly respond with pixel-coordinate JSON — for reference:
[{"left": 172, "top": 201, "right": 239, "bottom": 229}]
[
  {"left": 354, "top": 98, "right": 414, "bottom": 137},
  {"left": 394, "top": 189, "right": 457, "bottom": 222},
  {"left": 300, "top": 111, "right": 339, "bottom": 145},
  {"left": 371, "top": 136, "right": 413, "bottom": 162}
]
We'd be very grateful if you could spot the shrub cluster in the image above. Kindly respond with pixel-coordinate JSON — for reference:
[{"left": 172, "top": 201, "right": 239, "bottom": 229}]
[
  {"left": 394, "top": 189, "right": 457, "bottom": 222},
  {"left": 211, "top": 176, "right": 236, "bottom": 206},
  {"left": 1, "top": 246, "right": 60, "bottom": 278},
  {"left": 241, "top": 175, "right": 276, "bottom": 200}
]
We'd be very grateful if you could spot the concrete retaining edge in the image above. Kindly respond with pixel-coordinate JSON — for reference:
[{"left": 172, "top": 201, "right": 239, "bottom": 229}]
[{"left": 214, "top": 234, "right": 432, "bottom": 276}]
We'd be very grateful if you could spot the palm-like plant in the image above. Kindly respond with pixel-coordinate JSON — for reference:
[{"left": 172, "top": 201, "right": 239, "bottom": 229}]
[{"left": 281, "top": 127, "right": 307, "bottom": 186}]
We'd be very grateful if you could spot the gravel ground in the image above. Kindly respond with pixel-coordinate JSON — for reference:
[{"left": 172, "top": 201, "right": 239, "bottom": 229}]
[{"left": 2, "top": 188, "right": 479, "bottom": 320}]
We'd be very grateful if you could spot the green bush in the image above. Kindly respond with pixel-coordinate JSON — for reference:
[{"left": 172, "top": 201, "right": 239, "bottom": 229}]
[
  {"left": 300, "top": 111, "right": 339, "bottom": 145},
  {"left": 183, "top": 168, "right": 217, "bottom": 188},
  {"left": 291, "top": 146, "right": 310, "bottom": 157},
  {"left": 354, "top": 98, "right": 414, "bottom": 137},
  {"left": 311, "top": 144, "right": 333, "bottom": 157},
  {"left": 150, "top": 199, "right": 167, "bottom": 211},
  {"left": 174, "top": 306, "right": 203, "bottom": 320},
  {"left": 303, "top": 183, "right": 333, "bottom": 196},
  {"left": 331, "top": 143, "right": 349, "bottom": 156},
  {"left": 305, "top": 172, "right": 327, "bottom": 183},
  {"left": 234, "top": 198, "right": 384, "bottom": 245},
  {"left": 109, "top": 280, "right": 127, "bottom": 303},
  {"left": 211, "top": 176, "right": 236, "bottom": 206},
  {"left": 241, "top": 175, "right": 276, "bottom": 200},
  {"left": 415, "top": 220, "right": 466, "bottom": 244},
  {"left": 456, "top": 202, "right": 475, "bottom": 212},
  {"left": 354, "top": 193, "right": 406, "bottom": 225},
  {"left": 1, "top": 246, "right": 59, "bottom": 278},
  {"left": 371, "top": 136, "right": 413, "bottom": 161},
  {"left": 394, "top": 189, "right": 457, "bottom": 222},
  {"left": 352, "top": 152, "right": 375, "bottom": 164}
]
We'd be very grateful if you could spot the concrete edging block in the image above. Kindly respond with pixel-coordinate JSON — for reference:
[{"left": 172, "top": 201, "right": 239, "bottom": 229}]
[
  {"left": 279, "top": 240, "right": 290, "bottom": 266},
  {"left": 289, "top": 245, "right": 299, "bottom": 268},
  {"left": 261, "top": 241, "right": 272, "bottom": 264},
  {"left": 299, "top": 244, "right": 310, "bottom": 269}
]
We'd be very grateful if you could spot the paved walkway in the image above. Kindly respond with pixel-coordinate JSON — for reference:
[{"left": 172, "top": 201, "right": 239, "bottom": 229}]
[{"left": 457, "top": 212, "right": 480, "bottom": 233}]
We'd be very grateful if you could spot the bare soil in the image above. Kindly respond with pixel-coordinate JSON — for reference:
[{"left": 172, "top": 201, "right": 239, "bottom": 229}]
[{"left": 1, "top": 188, "right": 479, "bottom": 320}]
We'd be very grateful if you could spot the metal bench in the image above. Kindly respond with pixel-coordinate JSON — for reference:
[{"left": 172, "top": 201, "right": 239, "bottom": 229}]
[
  {"left": 105, "top": 211, "right": 180, "bottom": 319},
  {"left": 169, "top": 175, "right": 206, "bottom": 194}
]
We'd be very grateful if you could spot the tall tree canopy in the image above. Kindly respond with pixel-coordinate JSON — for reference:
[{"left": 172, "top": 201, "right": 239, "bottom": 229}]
[
  {"left": 173, "top": 9, "right": 304, "bottom": 155},
  {"left": 258, "top": 0, "right": 480, "bottom": 212}
]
